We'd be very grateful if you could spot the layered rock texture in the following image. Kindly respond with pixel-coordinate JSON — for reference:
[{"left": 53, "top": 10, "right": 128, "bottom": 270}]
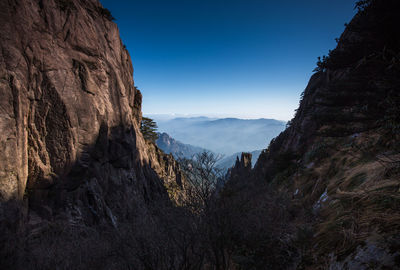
[
  {"left": 0, "top": 1, "right": 189, "bottom": 268},
  {"left": 0, "top": 0, "right": 184, "bottom": 228}
]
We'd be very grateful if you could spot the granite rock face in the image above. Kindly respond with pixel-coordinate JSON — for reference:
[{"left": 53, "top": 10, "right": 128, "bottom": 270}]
[{"left": 0, "top": 0, "right": 178, "bottom": 225}]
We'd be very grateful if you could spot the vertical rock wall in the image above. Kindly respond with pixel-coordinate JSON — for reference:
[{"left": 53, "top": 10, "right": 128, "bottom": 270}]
[{"left": 0, "top": 0, "right": 178, "bottom": 225}]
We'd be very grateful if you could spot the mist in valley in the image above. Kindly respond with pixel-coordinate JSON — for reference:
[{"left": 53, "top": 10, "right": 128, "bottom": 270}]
[{"left": 150, "top": 115, "right": 286, "bottom": 156}]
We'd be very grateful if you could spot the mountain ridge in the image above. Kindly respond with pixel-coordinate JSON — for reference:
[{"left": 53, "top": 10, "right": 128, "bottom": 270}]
[
  {"left": 154, "top": 116, "right": 286, "bottom": 155},
  {"left": 156, "top": 132, "right": 262, "bottom": 171},
  {"left": 156, "top": 132, "right": 209, "bottom": 159}
]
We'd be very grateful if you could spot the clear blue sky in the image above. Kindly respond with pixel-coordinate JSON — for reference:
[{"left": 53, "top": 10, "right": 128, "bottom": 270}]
[{"left": 100, "top": 0, "right": 357, "bottom": 120}]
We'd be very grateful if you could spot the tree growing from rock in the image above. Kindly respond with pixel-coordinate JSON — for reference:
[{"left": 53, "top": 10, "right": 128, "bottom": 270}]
[{"left": 140, "top": 117, "right": 159, "bottom": 143}]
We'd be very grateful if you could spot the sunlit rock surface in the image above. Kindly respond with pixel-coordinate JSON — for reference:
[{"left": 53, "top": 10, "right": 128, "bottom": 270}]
[{"left": 0, "top": 0, "right": 182, "bottom": 225}]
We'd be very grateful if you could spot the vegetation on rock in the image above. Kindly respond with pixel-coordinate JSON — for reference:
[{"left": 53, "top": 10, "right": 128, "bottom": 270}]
[{"left": 141, "top": 117, "right": 159, "bottom": 143}]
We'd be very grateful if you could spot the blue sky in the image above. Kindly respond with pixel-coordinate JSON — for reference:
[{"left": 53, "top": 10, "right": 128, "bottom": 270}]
[{"left": 100, "top": 0, "right": 358, "bottom": 120}]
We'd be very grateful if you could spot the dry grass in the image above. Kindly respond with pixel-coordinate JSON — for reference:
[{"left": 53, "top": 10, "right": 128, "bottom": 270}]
[
  {"left": 291, "top": 131, "right": 400, "bottom": 266},
  {"left": 315, "top": 188, "right": 400, "bottom": 259}
]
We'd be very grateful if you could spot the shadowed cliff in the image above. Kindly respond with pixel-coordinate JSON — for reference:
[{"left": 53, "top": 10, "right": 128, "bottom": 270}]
[{"left": 228, "top": 0, "right": 400, "bottom": 268}]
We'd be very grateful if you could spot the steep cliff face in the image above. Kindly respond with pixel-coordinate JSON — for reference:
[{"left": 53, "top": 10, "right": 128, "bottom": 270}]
[
  {"left": 0, "top": 0, "right": 182, "bottom": 226},
  {"left": 247, "top": 0, "right": 400, "bottom": 268},
  {"left": 0, "top": 1, "right": 188, "bottom": 268}
]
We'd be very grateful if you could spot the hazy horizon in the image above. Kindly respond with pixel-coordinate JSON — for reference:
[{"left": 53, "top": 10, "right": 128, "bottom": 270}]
[
  {"left": 151, "top": 117, "right": 286, "bottom": 155},
  {"left": 145, "top": 113, "right": 289, "bottom": 122}
]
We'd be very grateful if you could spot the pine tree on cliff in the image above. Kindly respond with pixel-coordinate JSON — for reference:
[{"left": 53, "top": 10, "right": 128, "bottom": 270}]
[{"left": 141, "top": 117, "right": 159, "bottom": 143}]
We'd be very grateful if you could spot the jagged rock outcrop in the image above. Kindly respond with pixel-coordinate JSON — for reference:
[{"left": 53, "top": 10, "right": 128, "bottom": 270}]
[
  {"left": 0, "top": 0, "right": 181, "bottom": 226},
  {"left": 217, "top": 149, "right": 261, "bottom": 171},
  {"left": 145, "top": 141, "right": 186, "bottom": 203},
  {"left": 226, "top": 152, "right": 252, "bottom": 182}
]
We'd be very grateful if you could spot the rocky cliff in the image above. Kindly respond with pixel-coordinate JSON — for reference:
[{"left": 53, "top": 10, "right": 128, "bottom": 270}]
[
  {"left": 0, "top": 0, "right": 188, "bottom": 268},
  {"left": 0, "top": 0, "right": 183, "bottom": 235},
  {"left": 243, "top": 0, "right": 400, "bottom": 268}
]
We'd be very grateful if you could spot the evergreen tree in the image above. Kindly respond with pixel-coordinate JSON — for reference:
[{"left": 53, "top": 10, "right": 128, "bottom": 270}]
[{"left": 140, "top": 117, "right": 159, "bottom": 143}]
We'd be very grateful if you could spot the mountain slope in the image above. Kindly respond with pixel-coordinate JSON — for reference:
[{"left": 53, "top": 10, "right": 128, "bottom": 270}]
[
  {"left": 156, "top": 132, "right": 208, "bottom": 159},
  {"left": 227, "top": 1, "right": 400, "bottom": 268}
]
